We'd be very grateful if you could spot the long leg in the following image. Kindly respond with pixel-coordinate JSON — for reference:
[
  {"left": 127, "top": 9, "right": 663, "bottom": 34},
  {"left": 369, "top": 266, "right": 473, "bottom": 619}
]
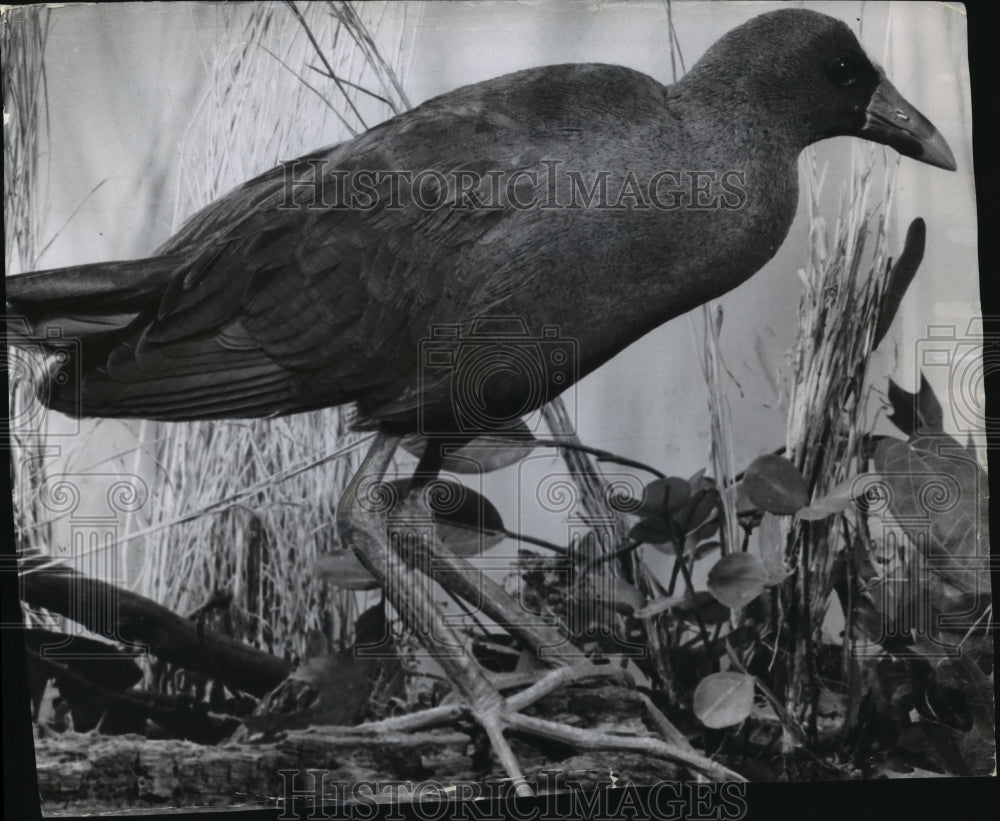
[
  {"left": 408, "top": 434, "right": 454, "bottom": 492},
  {"left": 406, "top": 436, "right": 591, "bottom": 665},
  {"left": 335, "top": 433, "right": 746, "bottom": 787},
  {"left": 336, "top": 431, "right": 531, "bottom": 795}
]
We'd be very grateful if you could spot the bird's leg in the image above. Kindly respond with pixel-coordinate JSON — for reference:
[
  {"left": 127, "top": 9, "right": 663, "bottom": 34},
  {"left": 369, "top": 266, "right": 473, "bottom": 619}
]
[
  {"left": 407, "top": 437, "right": 608, "bottom": 673},
  {"left": 336, "top": 431, "right": 532, "bottom": 796},
  {"left": 406, "top": 437, "right": 634, "bottom": 714},
  {"left": 407, "top": 434, "right": 451, "bottom": 492},
  {"left": 337, "top": 434, "right": 734, "bottom": 786}
]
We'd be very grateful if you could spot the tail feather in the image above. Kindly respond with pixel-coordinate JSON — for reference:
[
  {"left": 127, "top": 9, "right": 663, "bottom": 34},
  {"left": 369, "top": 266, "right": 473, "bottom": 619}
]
[
  {"left": 6, "top": 256, "right": 178, "bottom": 307},
  {"left": 5, "top": 256, "right": 309, "bottom": 421},
  {"left": 78, "top": 365, "right": 301, "bottom": 420},
  {"left": 6, "top": 256, "right": 179, "bottom": 343}
]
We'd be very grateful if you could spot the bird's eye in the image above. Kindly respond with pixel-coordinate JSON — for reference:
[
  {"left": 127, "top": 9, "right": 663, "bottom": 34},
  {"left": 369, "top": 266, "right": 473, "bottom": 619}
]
[{"left": 828, "top": 57, "right": 859, "bottom": 87}]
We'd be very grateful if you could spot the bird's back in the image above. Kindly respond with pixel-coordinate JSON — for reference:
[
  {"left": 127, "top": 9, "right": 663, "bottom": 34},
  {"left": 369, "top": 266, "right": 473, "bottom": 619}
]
[{"left": 3, "top": 54, "right": 808, "bottom": 428}]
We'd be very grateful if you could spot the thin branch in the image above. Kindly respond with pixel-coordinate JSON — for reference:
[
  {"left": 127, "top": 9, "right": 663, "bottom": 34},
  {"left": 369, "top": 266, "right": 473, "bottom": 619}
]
[{"left": 285, "top": 0, "right": 368, "bottom": 130}]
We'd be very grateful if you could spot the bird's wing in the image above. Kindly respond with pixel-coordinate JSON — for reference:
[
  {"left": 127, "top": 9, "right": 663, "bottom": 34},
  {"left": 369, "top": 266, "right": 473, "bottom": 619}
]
[{"left": 80, "top": 64, "right": 669, "bottom": 420}]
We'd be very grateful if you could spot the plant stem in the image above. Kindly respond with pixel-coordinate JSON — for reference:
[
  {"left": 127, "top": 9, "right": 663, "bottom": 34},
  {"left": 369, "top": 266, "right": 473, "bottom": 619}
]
[
  {"left": 546, "top": 440, "right": 666, "bottom": 479},
  {"left": 674, "top": 546, "right": 714, "bottom": 660}
]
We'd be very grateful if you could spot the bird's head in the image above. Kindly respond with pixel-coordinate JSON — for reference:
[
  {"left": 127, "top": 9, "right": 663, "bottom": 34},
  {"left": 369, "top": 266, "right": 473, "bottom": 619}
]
[{"left": 681, "top": 8, "right": 956, "bottom": 171}]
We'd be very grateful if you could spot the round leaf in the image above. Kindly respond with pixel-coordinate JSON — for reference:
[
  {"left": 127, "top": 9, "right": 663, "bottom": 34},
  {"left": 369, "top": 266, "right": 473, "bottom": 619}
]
[
  {"left": 734, "top": 480, "right": 759, "bottom": 514},
  {"left": 387, "top": 478, "right": 506, "bottom": 556},
  {"left": 707, "top": 553, "right": 769, "bottom": 608},
  {"left": 401, "top": 423, "right": 536, "bottom": 474},
  {"left": 437, "top": 520, "right": 505, "bottom": 556},
  {"left": 628, "top": 516, "right": 677, "bottom": 546},
  {"left": 638, "top": 477, "right": 691, "bottom": 517},
  {"left": 743, "top": 454, "right": 809, "bottom": 515},
  {"left": 674, "top": 487, "right": 721, "bottom": 533},
  {"left": 694, "top": 672, "right": 755, "bottom": 728},
  {"left": 673, "top": 590, "right": 731, "bottom": 625}
]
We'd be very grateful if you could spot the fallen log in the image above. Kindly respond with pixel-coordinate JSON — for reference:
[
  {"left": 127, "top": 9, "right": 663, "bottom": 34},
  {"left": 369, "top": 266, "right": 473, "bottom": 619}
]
[{"left": 19, "top": 555, "right": 292, "bottom": 697}]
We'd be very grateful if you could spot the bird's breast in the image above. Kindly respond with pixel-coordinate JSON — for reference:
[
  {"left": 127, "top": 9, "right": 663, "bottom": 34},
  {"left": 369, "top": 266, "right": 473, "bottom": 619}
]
[
  {"left": 338, "top": 125, "right": 802, "bottom": 426},
  {"left": 448, "top": 156, "right": 799, "bottom": 381}
]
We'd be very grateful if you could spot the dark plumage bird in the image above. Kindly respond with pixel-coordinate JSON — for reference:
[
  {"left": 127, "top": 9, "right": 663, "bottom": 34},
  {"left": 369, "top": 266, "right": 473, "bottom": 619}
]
[{"left": 6, "top": 9, "right": 955, "bottom": 433}]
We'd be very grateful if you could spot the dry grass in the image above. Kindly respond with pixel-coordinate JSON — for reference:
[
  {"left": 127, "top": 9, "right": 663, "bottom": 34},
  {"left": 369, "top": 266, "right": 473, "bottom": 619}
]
[
  {"left": 786, "top": 143, "right": 899, "bottom": 622},
  {"left": 2, "top": 6, "right": 50, "bottom": 273},
  {"left": 541, "top": 398, "right": 632, "bottom": 566},
  {"left": 4, "top": 6, "right": 54, "bottom": 581},
  {"left": 693, "top": 304, "right": 741, "bottom": 556},
  {"left": 663, "top": 1, "right": 741, "bottom": 558},
  {"left": 6, "top": 1, "right": 605, "bottom": 673},
  {"left": 137, "top": 2, "right": 416, "bottom": 660},
  {"left": 780, "top": 139, "right": 900, "bottom": 734}
]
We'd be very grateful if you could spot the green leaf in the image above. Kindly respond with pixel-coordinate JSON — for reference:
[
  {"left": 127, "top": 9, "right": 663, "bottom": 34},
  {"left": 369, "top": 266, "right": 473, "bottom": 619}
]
[
  {"left": 693, "top": 672, "right": 755, "bottom": 728},
  {"left": 874, "top": 218, "right": 926, "bottom": 348},
  {"left": 674, "top": 486, "right": 721, "bottom": 533},
  {"left": 388, "top": 478, "right": 506, "bottom": 556},
  {"left": 638, "top": 477, "right": 692, "bottom": 517},
  {"left": 734, "top": 479, "right": 760, "bottom": 514},
  {"left": 689, "top": 517, "right": 721, "bottom": 542},
  {"left": 742, "top": 453, "right": 809, "bottom": 515},
  {"left": 629, "top": 516, "right": 678, "bottom": 546},
  {"left": 707, "top": 553, "right": 769, "bottom": 608},
  {"left": 885, "top": 374, "right": 944, "bottom": 439},
  {"left": 437, "top": 520, "right": 505, "bottom": 556},
  {"left": 687, "top": 467, "right": 707, "bottom": 486},
  {"left": 872, "top": 437, "right": 988, "bottom": 596},
  {"left": 401, "top": 422, "right": 536, "bottom": 474}
]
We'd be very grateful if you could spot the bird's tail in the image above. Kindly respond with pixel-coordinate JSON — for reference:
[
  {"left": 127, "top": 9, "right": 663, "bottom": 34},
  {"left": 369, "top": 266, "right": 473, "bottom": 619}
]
[
  {"left": 5, "top": 256, "right": 177, "bottom": 341},
  {"left": 4, "top": 256, "right": 178, "bottom": 417}
]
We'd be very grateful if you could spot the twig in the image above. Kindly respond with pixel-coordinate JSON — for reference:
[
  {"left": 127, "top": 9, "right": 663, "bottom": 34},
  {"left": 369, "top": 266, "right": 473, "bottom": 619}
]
[
  {"left": 504, "top": 713, "right": 746, "bottom": 782},
  {"left": 544, "top": 439, "right": 666, "bottom": 479},
  {"left": 284, "top": 0, "right": 368, "bottom": 130},
  {"left": 675, "top": 547, "right": 714, "bottom": 656}
]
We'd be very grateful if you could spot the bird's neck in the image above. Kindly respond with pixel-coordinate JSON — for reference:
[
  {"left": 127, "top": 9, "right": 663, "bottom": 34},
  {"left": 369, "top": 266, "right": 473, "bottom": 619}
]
[{"left": 623, "top": 109, "right": 803, "bottom": 329}]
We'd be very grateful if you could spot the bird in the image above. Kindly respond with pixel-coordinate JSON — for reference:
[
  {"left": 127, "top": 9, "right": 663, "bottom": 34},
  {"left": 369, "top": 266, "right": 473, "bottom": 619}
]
[
  {"left": 5, "top": 8, "right": 956, "bottom": 785},
  {"left": 6, "top": 8, "right": 954, "bottom": 439}
]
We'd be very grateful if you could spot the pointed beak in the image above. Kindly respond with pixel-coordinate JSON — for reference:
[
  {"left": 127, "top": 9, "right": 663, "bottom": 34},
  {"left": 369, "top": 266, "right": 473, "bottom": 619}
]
[{"left": 860, "top": 76, "right": 956, "bottom": 171}]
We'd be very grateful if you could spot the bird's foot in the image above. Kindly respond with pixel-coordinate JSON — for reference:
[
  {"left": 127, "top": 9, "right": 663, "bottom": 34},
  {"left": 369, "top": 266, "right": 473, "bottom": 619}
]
[
  {"left": 311, "top": 663, "right": 742, "bottom": 785},
  {"left": 336, "top": 433, "right": 745, "bottom": 792}
]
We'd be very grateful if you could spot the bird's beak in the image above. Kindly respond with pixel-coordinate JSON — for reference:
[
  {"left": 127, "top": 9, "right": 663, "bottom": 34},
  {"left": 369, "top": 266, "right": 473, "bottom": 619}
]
[{"left": 860, "top": 76, "right": 957, "bottom": 171}]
